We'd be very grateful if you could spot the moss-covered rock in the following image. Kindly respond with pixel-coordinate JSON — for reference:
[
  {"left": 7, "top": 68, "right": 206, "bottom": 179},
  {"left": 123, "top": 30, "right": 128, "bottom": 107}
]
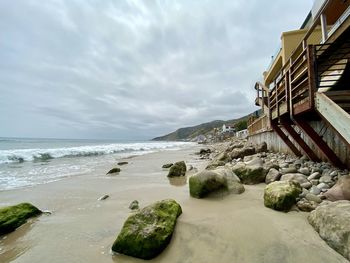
[
  {"left": 167, "top": 161, "right": 186, "bottom": 177},
  {"left": 162, "top": 163, "right": 173, "bottom": 169},
  {"left": 189, "top": 168, "right": 244, "bottom": 198},
  {"left": 117, "top": 162, "right": 128, "bottom": 166},
  {"left": 107, "top": 167, "right": 121, "bottom": 174},
  {"left": 232, "top": 162, "right": 267, "bottom": 185},
  {"left": 0, "top": 203, "right": 42, "bottom": 235},
  {"left": 189, "top": 170, "right": 228, "bottom": 198},
  {"left": 112, "top": 199, "right": 182, "bottom": 259},
  {"left": 264, "top": 181, "right": 302, "bottom": 211}
]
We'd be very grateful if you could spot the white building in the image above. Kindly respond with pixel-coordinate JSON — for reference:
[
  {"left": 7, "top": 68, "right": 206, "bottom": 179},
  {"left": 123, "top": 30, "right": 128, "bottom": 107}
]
[{"left": 222, "top": 124, "right": 235, "bottom": 133}]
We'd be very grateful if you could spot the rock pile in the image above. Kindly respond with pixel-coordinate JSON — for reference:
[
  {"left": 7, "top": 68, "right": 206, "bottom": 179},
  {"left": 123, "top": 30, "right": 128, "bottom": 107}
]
[{"left": 199, "top": 138, "right": 350, "bottom": 212}]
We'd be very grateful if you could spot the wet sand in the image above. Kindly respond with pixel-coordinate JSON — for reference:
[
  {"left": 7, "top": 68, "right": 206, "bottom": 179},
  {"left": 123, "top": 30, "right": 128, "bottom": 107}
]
[{"left": 0, "top": 145, "right": 348, "bottom": 263}]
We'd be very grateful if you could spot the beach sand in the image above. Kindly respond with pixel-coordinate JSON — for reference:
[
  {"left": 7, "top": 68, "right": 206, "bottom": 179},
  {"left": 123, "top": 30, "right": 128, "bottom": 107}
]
[{"left": 0, "top": 145, "right": 348, "bottom": 263}]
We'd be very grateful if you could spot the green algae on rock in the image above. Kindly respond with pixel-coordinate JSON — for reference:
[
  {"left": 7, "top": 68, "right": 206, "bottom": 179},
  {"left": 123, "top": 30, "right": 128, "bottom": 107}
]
[
  {"left": 189, "top": 168, "right": 244, "bottom": 198},
  {"left": 112, "top": 199, "right": 182, "bottom": 260},
  {"left": 264, "top": 181, "right": 302, "bottom": 211},
  {"left": 167, "top": 161, "right": 186, "bottom": 177},
  {"left": 189, "top": 170, "right": 228, "bottom": 198},
  {"left": 107, "top": 167, "right": 121, "bottom": 174},
  {"left": 0, "top": 203, "right": 42, "bottom": 235}
]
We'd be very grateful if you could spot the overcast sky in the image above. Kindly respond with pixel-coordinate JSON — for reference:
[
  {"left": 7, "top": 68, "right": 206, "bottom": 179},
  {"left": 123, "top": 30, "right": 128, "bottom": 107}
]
[{"left": 0, "top": 0, "right": 313, "bottom": 140}]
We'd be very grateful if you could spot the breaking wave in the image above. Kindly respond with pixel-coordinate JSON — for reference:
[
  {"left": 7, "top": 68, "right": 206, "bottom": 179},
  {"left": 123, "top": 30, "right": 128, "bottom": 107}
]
[{"left": 0, "top": 142, "right": 192, "bottom": 164}]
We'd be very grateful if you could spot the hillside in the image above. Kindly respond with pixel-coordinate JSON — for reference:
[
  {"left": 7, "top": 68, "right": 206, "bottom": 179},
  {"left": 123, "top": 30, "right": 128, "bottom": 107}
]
[{"left": 152, "top": 114, "right": 251, "bottom": 141}]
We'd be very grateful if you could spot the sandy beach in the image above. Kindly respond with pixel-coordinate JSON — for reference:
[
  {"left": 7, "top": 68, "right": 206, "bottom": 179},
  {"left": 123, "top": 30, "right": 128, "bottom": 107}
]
[{"left": 0, "top": 144, "right": 348, "bottom": 263}]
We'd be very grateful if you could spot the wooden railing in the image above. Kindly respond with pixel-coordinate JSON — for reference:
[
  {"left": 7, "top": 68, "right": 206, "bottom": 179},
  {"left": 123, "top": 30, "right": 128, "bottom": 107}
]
[
  {"left": 268, "top": 44, "right": 316, "bottom": 120},
  {"left": 247, "top": 114, "right": 269, "bottom": 135}
]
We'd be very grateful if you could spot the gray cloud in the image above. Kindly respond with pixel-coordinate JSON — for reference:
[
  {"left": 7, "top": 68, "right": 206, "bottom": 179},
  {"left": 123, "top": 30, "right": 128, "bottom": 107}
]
[{"left": 0, "top": 0, "right": 313, "bottom": 139}]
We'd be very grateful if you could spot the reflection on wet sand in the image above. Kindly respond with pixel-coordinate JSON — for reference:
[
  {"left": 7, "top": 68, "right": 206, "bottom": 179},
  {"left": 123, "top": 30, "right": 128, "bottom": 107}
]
[
  {"left": 167, "top": 176, "right": 187, "bottom": 186},
  {"left": 0, "top": 219, "right": 37, "bottom": 263}
]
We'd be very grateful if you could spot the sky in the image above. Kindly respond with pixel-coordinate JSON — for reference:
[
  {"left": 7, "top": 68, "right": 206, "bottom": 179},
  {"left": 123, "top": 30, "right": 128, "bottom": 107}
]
[{"left": 0, "top": 0, "right": 314, "bottom": 140}]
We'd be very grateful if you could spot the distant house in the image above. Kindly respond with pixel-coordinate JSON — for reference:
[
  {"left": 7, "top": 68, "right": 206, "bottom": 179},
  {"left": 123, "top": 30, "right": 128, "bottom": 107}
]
[{"left": 222, "top": 124, "right": 235, "bottom": 133}]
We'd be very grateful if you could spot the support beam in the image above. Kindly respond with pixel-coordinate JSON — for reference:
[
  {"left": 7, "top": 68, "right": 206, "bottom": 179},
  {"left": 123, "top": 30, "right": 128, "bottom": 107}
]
[
  {"left": 280, "top": 119, "right": 320, "bottom": 162},
  {"left": 271, "top": 122, "right": 302, "bottom": 157},
  {"left": 315, "top": 92, "right": 350, "bottom": 147},
  {"left": 293, "top": 118, "right": 345, "bottom": 168},
  {"left": 320, "top": 13, "right": 328, "bottom": 43}
]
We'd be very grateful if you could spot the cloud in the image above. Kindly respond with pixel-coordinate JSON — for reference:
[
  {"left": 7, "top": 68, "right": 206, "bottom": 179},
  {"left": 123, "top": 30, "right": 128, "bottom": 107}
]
[{"left": 0, "top": 0, "right": 313, "bottom": 139}]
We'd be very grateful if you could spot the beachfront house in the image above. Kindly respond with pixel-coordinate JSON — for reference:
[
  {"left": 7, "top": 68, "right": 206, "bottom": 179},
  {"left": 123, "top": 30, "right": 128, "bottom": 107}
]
[
  {"left": 222, "top": 124, "right": 235, "bottom": 134},
  {"left": 248, "top": 0, "right": 350, "bottom": 168}
]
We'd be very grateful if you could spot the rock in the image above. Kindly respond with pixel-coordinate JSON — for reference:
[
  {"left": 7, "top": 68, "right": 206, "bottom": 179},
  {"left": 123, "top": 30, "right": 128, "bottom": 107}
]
[
  {"left": 317, "top": 183, "right": 330, "bottom": 191},
  {"left": 305, "top": 193, "right": 322, "bottom": 204},
  {"left": 0, "top": 203, "right": 42, "bottom": 235},
  {"left": 167, "top": 161, "right": 186, "bottom": 177},
  {"left": 308, "top": 172, "right": 321, "bottom": 181},
  {"left": 233, "top": 162, "right": 267, "bottom": 185},
  {"left": 265, "top": 168, "right": 281, "bottom": 184},
  {"left": 264, "top": 181, "right": 302, "bottom": 211},
  {"left": 324, "top": 175, "right": 350, "bottom": 201},
  {"left": 256, "top": 142, "right": 267, "bottom": 153},
  {"left": 299, "top": 188, "right": 309, "bottom": 198},
  {"left": 309, "top": 186, "right": 321, "bottom": 195},
  {"left": 162, "top": 163, "right": 173, "bottom": 169},
  {"left": 330, "top": 170, "right": 338, "bottom": 177},
  {"left": 310, "top": 179, "right": 319, "bottom": 186},
  {"left": 297, "top": 199, "right": 318, "bottom": 212},
  {"left": 129, "top": 200, "right": 139, "bottom": 210},
  {"left": 199, "top": 148, "right": 211, "bottom": 155},
  {"left": 187, "top": 165, "right": 194, "bottom": 171},
  {"left": 230, "top": 146, "right": 256, "bottom": 159},
  {"left": 189, "top": 168, "right": 243, "bottom": 198},
  {"left": 300, "top": 182, "right": 312, "bottom": 189},
  {"left": 280, "top": 173, "right": 308, "bottom": 185},
  {"left": 112, "top": 199, "right": 182, "bottom": 260},
  {"left": 244, "top": 157, "right": 263, "bottom": 167},
  {"left": 118, "top": 162, "right": 128, "bottom": 166},
  {"left": 298, "top": 167, "right": 310, "bottom": 176},
  {"left": 98, "top": 194, "right": 109, "bottom": 201},
  {"left": 319, "top": 175, "right": 333, "bottom": 184},
  {"left": 281, "top": 167, "right": 298, "bottom": 174},
  {"left": 215, "top": 152, "right": 231, "bottom": 163},
  {"left": 206, "top": 160, "right": 226, "bottom": 170},
  {"left": 107, "top": 167, "right": 121, "bottom": 174},
  {"left": 308, "top": 201, "right": 350, "bottom": 260},
  {"left": 227, "top": 181, "right": 245, "bottom": 195}
]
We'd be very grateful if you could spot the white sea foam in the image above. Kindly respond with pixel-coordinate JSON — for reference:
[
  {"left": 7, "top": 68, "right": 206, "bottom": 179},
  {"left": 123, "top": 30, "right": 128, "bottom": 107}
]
[{"left": 0, "top": 141, "right": 192, "bottom": 164}]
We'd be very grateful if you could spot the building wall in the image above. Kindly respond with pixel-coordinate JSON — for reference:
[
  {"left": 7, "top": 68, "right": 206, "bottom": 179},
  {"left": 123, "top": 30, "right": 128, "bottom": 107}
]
[{"left": 248, "top": 120, "right": 350, "bottom": 168}]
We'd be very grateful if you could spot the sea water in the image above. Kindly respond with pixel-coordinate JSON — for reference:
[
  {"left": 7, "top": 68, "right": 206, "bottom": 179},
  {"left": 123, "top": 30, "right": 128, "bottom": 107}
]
[{"left": 0, "top": 137, "right": 193, "bottom": 190}]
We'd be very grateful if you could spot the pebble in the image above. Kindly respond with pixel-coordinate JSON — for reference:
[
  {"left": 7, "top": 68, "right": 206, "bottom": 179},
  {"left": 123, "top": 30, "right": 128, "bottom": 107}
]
[
  {"left": 305, "top": 193, "right": 322, "bottom": 204},
  {"left": 308, "top": 172, "right": 321, "bottom": 180},
  {"left": 317, "top": 182, "right": 330, "bottom": 190},
  {"left": 309, "top": 186, "right": 321, "bottom": 195}
]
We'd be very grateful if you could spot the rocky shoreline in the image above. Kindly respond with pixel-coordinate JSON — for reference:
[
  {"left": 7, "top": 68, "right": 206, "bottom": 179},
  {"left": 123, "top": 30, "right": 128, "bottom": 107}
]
[{"left": 197, "top": 138, "right": 350, "bottom": 260}]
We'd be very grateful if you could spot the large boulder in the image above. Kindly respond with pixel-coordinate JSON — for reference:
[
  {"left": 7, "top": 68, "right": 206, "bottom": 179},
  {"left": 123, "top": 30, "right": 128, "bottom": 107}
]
[
  {"left": 112, "top": 199, "right": 182, "bottom": 260},
  {"left": 230, "top": 146, "right": 256, "bottom": 159},
  {"left": 308, "top": 201, "right": 350, "bottom": 260},
  {"left": 0, "top": 203, "right": 42, "bottom": 235},
  {"left": 264, "top": 181, "right": 302, "bottom": 211},
  {"left": 324, "top": 175, "right": 350, "bottom": 201},
  {"left": 265, "top": 168, "right": 281, "bottom": 184},
  {"left": 280, "top": 173, "right": 309, "bottom": 185},
  {"left": 189, "top": 168, "right": 243, "bottom": 198},
  {"left": 232, "top": 160, "right": 267, "bottom": 185},
  {"left": 167, "top": 161, "right": 186, "bottom": 177}
]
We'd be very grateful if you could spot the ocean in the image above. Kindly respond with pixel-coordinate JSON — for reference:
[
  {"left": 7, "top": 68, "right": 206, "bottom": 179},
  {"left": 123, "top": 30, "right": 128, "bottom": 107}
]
[{"left": 0, "top": 137, "right": 193, "bottom": 191}]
